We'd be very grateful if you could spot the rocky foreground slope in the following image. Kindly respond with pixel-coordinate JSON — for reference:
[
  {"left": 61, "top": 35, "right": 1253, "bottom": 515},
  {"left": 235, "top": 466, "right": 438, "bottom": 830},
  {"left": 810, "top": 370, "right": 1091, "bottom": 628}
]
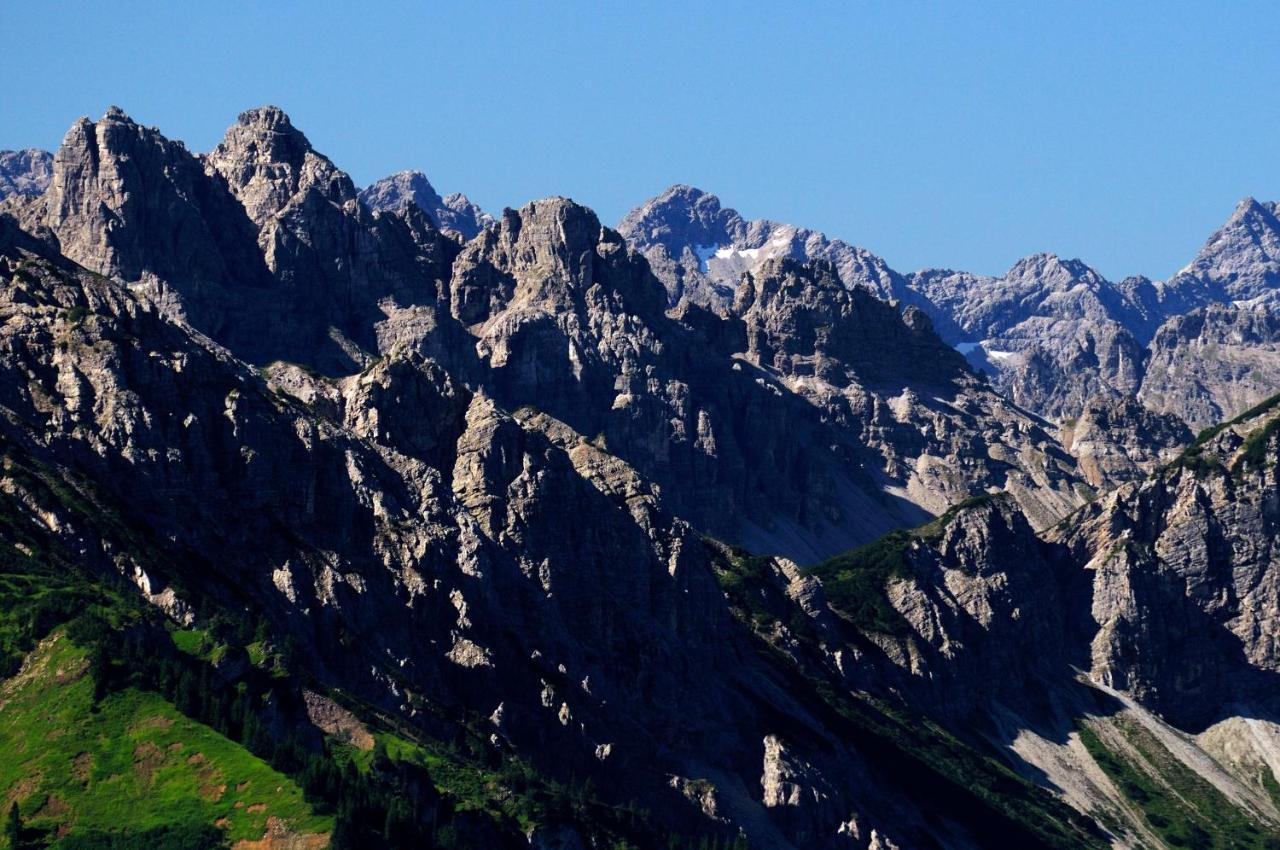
[
  {"left": 6, "top": 217, "right": 1280, "bottom": 846},
  {"left": 0, "top": 209, "right": 1113, "bottom": 849}
]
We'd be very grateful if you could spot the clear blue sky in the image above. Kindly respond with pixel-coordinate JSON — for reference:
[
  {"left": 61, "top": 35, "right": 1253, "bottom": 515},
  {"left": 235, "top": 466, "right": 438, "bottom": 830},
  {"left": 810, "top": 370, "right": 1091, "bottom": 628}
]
[{"left": 4, "top": 1, "right": 1279, "bottom": 280}]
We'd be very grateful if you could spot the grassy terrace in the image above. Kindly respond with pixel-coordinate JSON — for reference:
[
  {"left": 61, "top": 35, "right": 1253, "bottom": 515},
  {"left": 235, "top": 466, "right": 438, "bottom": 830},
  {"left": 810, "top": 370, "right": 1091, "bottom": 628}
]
[{"left": 0, "top": 635, "right": 329, "bottom": 848}]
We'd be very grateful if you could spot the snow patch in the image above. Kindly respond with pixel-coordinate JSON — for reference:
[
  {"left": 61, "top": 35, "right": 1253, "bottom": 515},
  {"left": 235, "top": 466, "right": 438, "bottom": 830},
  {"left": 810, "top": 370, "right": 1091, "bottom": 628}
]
[
  {"left": 693, "top": 244, "right": 718, "bottom": 273},
  {"left": 986, "top": 350, "right": 1017, "bottom": 362},
  {"left": 955, "top": 342, "right": 980, "bottom": 354},
  {"left": 715, "top": 245, "right": 764, "bottom": 262}
]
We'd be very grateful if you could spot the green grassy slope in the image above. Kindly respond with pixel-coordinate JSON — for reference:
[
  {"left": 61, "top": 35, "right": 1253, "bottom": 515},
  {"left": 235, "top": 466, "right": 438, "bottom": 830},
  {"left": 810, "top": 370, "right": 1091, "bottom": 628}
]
[{"left": 0, "top": 633, "right": 330, "bottom": 848}]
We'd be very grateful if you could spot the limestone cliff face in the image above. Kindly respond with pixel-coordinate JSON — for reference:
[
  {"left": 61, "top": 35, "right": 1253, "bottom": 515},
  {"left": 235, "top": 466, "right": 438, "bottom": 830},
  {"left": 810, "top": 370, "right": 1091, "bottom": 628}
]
[
  {"left": 6, "top": 107, "right": 270, "bottom": 319},
  {"left": 3, "top": 106, "right": 458, "bottom": 374},
  {"left": 1061, "top": 394, "right": 1192, "bottom": 488},
  {"left": 11, "top": 103, "right": 1280, "bottom": 846},
  {"left": 1057, "top": 403, "right": 1280, "bottom": 730},
  {"left": 444, "top": 198, "right": 907, "bottom": 559},
  {"left": 1139, "top": 302, "right": 1280, "bottom": 430},
  {"left": 1170, "top": 197, "right": 1280, "bottom": 304},
  {"left": 439, "top": 199, "right": 1089, "bottom": 558},
  {"left": 0, "top": 218, "right": 1106, "bottom": 850},
  {"left": 907, "top": 255, "right": 1152, "bottom": 422},
  {"left": 620, "top": 185, "right": 1280, "bottom": 458},
  {"left": 202, "top": 107, "right": 460, "bottom": 370},
  {"left": 728, "top": 258, "right": 1084, "bottom": 530},
  {"left": 0, "top": 226, "right": 724, "bottom": 837}
]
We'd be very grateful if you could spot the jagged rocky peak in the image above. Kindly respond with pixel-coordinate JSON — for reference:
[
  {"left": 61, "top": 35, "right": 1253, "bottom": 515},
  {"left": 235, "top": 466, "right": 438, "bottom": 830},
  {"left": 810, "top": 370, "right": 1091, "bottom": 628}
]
[
  {"left": 911, "top": 251, "right": 1145, "bottom": 342},
  {"left": 0, "top": 148, "right": 53, "bottom": 199},
  {"left": 1173, "top": 195, "right": 1280, "bottom": 301},
  {"left": 206, "top": 104, "right": 356, "bottom": 224},
  {"left": 1054, "top": 391, "right": 1280, "bottom": 730},
  {"left": 619, "top": 183, "right": 904, "bottom": 309},
  {"left": 617, "top": 183, "right": 740, "bottom": 252},
  {"left": 361, "top": 170, "right": 444, "bottom": 209},
  {"left": 905, "top": 251, "right": 1163, "bottom": 423},
  {"left": 360, "top": 169, "right": 493, "bottom": 241},
  {"left": 1, "top": 105, "right": 260, "bottom": 292},
  {"left": 452, "top": 195, "right": 662, "bottom": 325},
  {"left": 733, "top": 257, "right": 968, "bottom": 387},
  {"left": 0, "top": 216, "right": 1117, "bottom": 848},
  {"left": 1005, "top": 251, "right": 1101, "bottom": 286}
]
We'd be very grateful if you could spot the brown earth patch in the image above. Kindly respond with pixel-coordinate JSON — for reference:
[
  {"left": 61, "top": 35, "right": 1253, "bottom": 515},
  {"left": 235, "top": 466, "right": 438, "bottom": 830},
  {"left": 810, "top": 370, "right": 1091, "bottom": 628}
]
[
  {"left": 53, "top": 656, "right": 88, "bottom": 685},
  {"left": 35, "top": 793, "right": 70, "bottom": 819},
  {"left": 186, "top": 752, "right": 226, "bottom": 801},
  {"left": 247, "top": 803, "right": 267, "bottom": 813},
  {"left": 200, "top": 781, "right": 227, "bottom": 802},
  {"left": 231, "top": 816, "right": 330, "bottom": 850},
  {"left": 71, "top": 752, "right": 94, "bottom": 783},
  {"left": 133, "top": 741, "right": 163, "bottom": 785},
  {"left": 168, "top": 742, "right": 185, "bottom": 753},
  {"left": 4, "top": 773, "right": 42, "bottom": 806},
  {"left": 236, "top": 781, "right": 252, "bottom": 792}
]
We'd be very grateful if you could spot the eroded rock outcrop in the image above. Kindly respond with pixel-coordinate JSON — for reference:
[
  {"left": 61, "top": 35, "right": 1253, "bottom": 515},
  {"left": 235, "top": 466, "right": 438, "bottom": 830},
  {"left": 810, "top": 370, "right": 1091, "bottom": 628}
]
[
  {"left": 3, "top": 106, "right": 458, "bottom": 373},
  {"left": 360, "top": 169, "right": 493, "bottom": 241},
  {"left": 1062, "top": 394, "right": 1192, "bottom": 488},
  {"left": 0, "top": 149, "right": 52, "bottom": 199}
]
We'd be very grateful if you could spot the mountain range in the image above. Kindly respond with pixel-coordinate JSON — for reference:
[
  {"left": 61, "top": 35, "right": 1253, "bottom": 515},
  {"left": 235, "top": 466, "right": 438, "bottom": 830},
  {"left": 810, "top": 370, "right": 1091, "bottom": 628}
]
[{"left": 1, "top": 107, "right": 1279, "bottom": 849}]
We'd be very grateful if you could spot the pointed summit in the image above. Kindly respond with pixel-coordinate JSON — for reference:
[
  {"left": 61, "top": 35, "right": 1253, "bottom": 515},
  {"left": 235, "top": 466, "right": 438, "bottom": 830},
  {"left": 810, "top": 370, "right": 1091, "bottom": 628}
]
[
  {"left": 1174, "top": 195, "right": 1280, "bottom": 300},
  {"left": 1004, "top": 253, "right": 1104, "bottom": 287},
  {"left": 213, "top": 105, "right": 313, "bottom": 168},
  {"left": 234, "top": 104, "right": 295, "bottom": 130},
  {"left": 206, "top": 104, "right": 354, "bottom": 225},
  {"left": 7, "top": 107, "right": 257, "bottom": 291},
  {"left": 618, "top": 184, "right": 735, "bottom": 253},
  {"left": 1229, "top": 195, "right": 1269, "bottom": 221},
  {"left": 451, "top": 195, "right": 666, "bottom": 325},
  {"left": 360, "top": 170, "right": 492, "bottom": 240},
  {"left": 620, "top": 184, "right": 903, "bottom": 309},
  {"left": 646, "top": 183, "right": 723, "bottom": 213}
]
